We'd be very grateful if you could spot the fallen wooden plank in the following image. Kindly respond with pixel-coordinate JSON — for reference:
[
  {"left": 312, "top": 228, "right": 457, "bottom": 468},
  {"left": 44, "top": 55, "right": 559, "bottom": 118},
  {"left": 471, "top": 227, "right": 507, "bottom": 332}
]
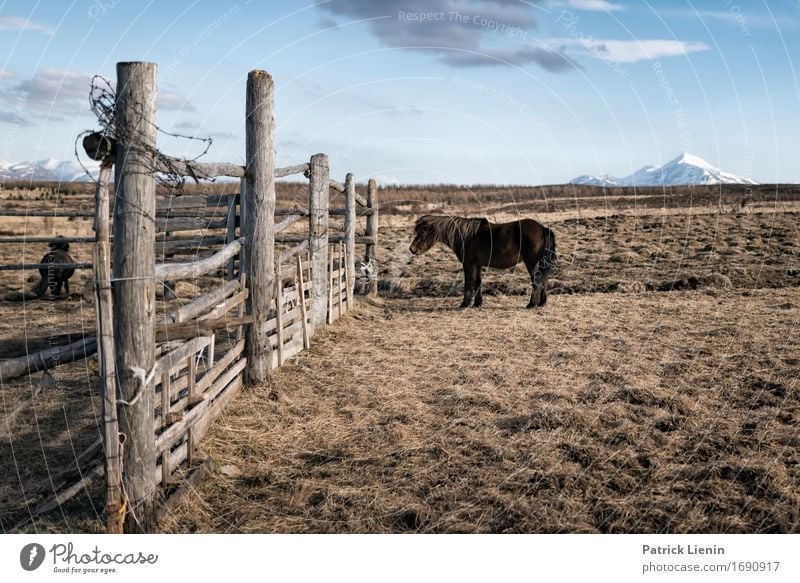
[
  {"left": 0, "top": 438, "right": 102, "bottom": 512},
  {"left": 10, "top": 463, "right": 104, "bottom": 532},
  {"left": 0, "top": 338, "right": 97, "bottom": 382},
  {"left": 0, "top": 332, "right": 92, "bottom": 359}
]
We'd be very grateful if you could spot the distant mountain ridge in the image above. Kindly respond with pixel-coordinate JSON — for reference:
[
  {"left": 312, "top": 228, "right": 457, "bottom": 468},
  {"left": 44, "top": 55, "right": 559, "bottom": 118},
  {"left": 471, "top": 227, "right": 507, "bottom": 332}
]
[
  {"left": 0, "top": 153, "right": 760, "bottom": 186},
  {"left": 571, "top": 153, "right": 758, "bottom": 187},
  {"left": 0, "top": 159, "right": 99, "bottom": 183}
]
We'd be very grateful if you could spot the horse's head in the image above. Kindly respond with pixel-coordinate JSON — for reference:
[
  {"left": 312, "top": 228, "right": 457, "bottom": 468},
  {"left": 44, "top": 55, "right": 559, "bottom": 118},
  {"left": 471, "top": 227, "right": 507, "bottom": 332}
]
[
  {"left": 409, "top": 216, "right": 438, "bottom": 255},
  {"left": 49, "top": 238, "right": 70, "bottom": 252}
]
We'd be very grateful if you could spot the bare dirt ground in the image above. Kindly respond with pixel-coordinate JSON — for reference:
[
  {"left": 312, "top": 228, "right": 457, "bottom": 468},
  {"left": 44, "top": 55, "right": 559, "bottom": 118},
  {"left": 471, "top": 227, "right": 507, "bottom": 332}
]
[{"left": 1, "top": 183, "right": 798, "bottom": 533}]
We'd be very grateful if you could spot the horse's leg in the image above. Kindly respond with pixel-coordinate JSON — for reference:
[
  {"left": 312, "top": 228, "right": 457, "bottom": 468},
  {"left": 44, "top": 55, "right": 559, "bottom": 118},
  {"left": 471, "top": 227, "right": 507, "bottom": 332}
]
[
  {"left": 459, "top": 263, "right": 476, "bottom": 308},
  {"left": 538, "top": 282, "right": 547, "bottom": 306},
  {"left": 522, "top": 253, "right": 541, "bottom": 308},
  {"left": 528, "top": 286, "right": 542, "bottom": 308},
  {"left": 54, "top": 279, "right": 63, "bottom": 296},
  {"left": 472, "top": 266, "right": 483, "bottom": 307},
  {"left": 64, "top": 278, "right": 70, "bottom": 296}
]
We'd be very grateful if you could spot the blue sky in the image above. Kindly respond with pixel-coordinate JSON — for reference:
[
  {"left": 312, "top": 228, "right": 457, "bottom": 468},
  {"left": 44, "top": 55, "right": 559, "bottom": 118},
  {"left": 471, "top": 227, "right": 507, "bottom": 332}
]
[{"left": 0, "top": 0, "right": 798, "bottom": 184}]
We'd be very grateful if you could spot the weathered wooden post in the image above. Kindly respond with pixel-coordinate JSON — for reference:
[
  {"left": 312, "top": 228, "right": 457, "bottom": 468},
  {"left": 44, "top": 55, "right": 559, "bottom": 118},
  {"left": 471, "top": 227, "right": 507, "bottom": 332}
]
[
  {"left": 243, "top": 69, "right": 276, "bottom": 384},
  {"left": 308, "top": 153, "right": 329, "bottom": 329},
  {"left": 93, "top": 164, "right": 122, "bottom": 534},
  {"left": 366, "top": 178, "right": 379, "bottom": 295},
  {"left": 343, "top": 172, "right": 356, "bottom": 298},
  {"left": 113, "top": 61, "right": 158, "bottom": 533}
]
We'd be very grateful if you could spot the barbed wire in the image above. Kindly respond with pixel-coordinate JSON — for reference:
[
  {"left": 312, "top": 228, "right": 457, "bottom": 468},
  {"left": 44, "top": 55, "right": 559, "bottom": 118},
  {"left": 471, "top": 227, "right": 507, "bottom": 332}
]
[{"left": 75, "top": 74, "right": 214, "bottom": 193}]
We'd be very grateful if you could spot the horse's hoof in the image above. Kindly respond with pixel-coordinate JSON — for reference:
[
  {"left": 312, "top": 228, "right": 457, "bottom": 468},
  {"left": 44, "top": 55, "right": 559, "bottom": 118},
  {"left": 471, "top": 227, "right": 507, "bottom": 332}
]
[{"left": 526, "top": 303, "right": 538, "bottom": 309}]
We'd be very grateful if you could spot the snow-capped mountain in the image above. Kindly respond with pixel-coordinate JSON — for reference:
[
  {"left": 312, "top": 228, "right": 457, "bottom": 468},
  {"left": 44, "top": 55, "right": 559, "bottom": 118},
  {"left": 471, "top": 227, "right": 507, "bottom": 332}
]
[
  {"left": 0, "top": 158, "right": 99, "bottom": 183},
  {"left": 571, "top": 153, "right": 758, "bottom": 187}
]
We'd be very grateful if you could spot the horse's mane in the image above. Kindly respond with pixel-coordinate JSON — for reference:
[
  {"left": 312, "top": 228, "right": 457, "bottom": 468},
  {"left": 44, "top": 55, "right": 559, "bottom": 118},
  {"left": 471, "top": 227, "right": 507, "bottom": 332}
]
[{"left": 415, "top": 215, "right": 487, "bottom": 248}]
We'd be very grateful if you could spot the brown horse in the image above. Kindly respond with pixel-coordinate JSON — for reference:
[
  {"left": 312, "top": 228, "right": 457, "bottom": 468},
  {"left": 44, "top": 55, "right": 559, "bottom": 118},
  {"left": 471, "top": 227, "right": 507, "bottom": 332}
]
[
  {"left": 410, "top": 215, "right": 556, "bottom": 308},
  {"left": 6, "top": 239, "right": 76, "bottom": 301}
]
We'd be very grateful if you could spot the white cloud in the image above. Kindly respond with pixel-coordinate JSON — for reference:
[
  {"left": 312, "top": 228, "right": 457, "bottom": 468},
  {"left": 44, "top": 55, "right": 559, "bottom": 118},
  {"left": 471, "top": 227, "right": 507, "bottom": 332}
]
[
  {"left": 0, "top": 69, "right": 196, "bottom": 126},
  {"left": 568, "top": 0, "right": 623, "bottom": 11},
  {"left": 0, "top": 16, "right": 53, "bottom": 34},
  {"left": 6, "top": 68, "right": 89, "bottom": 109},
  {"left": 572, "top": 39, "right": 710, "bottom": 63},
  {"left": 0, "top": 69, "right": 14, "bottom": 79},
  {"left": 0, "top": 68, "right": 90, "bottom": 125},
  {"left": 661, "top": 8, "right": 792, "bottom": 29}
]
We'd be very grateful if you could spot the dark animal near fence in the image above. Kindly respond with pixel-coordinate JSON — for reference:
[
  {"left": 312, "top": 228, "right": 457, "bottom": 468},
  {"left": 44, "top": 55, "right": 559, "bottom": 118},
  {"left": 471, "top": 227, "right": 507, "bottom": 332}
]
[
  {"left": 410, "top": 215, "right": 557, "bottom": 308},
  {"left": 6, "top": 239, "right": 76, "bottom": 301}
]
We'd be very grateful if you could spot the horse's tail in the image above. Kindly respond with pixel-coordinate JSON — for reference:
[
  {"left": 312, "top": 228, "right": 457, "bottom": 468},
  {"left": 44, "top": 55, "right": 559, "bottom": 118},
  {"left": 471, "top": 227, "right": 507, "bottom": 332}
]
[
  {"left": 534, "top": 226, "right": 557, "bottom": 287},
  {"left": 32, "top": 273, "right": 50, "bottom": 297}
]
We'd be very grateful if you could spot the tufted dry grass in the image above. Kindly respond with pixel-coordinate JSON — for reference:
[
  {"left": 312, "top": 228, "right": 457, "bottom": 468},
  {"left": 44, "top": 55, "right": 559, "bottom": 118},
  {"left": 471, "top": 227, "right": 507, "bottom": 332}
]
[
  {"left": 2, "top": 184, "right": 798, "bottom": 533},
  {"left": 160, "top": 289, "right": 799, "bottom": 533}
]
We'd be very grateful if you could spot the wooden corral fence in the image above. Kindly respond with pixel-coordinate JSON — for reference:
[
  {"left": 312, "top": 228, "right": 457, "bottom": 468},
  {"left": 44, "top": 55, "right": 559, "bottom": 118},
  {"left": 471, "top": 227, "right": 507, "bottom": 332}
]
[{"left": 0, "top": 61, "right": 380, "bottom": 533}]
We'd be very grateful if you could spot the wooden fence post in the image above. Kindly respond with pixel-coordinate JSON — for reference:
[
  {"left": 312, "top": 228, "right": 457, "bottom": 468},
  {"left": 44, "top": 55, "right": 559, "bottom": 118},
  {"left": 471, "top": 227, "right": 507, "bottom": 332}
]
[
  {"left": 113, "top": 61, "right": 158, "bottom": 533},
  {"left": 243, "top": 69, "right": 276, "bottom": 385},
  {"left": 344, "top": 173, "right": 356, "bottom": 299},
  {"left": 93, "top": 164, "right": 122, "bottom": 534},
  {"left": 366, "top": 178, "right": 379, "bottom": 295},
  {"left": 308, "top": 153, "right": 329, "bottom": 330}
]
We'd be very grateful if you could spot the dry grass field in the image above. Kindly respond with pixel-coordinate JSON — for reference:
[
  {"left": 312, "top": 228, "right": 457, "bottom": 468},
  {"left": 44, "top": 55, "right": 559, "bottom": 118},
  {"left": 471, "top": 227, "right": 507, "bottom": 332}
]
[{"left": 1, "top": 181, "right": 798, "bottom": 533}]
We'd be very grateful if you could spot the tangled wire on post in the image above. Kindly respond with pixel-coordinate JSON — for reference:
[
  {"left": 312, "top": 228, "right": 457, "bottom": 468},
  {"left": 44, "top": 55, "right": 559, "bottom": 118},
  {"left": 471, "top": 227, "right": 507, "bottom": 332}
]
[{"left": 75, "top": 74, "right": 215, "bottom": 193}]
